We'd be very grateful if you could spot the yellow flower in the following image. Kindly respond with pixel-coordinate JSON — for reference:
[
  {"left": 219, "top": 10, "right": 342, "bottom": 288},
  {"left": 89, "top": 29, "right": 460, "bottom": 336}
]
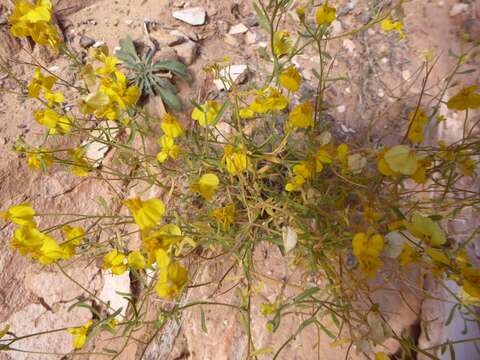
[
  {"left": 296, "top": 7, "right": 306, "bottom": 22},
  {"left": 127, "top": 251, "right": 146, "bottom": 270},
  {"left": 156, "top": 135, "right": 180, "bottom": 163},
  {"left": 34, "top": 108, "right": 71, "bottom": 134},
  {"left": 61, "top": 225, "right": 84, "bottom": 259},
  {"left": 28, "top": 68, "right": 56, "bottom": 98},
  {"left": 222, "top": 145, "right": 249, "bottom": 176},
  {"left": 279, "top": 66, "right": 301, "bottom": 92},
  {"left": 96, "top": 56, "right": 120, "bottom": 76},
  {"left": 352, "top": 232, "right": 384, "bottom": 277},
  {"left": 239, "top": 107, "right": 255, "bottom": 119},
  {"left": 161, "top": 113, "right": 184, "bottom": 138},
  {"left": 68, "top": 320, "right": 93, "bottom": 350},
  {"left": 62, "top": 225, "right": 84, "bottom": 246},
  {"left": 80, "top": 68, "right": 139, "bottom": 121},
  {"left": 250, "top": 87, "right": 288, "bottom": 114},
  {"left": 407, "top": 213, "right": 446, "bottom": 246},
  {"left": 425, "top": 247, "right": 452, "bottom": 267},
  {"left": 336, "top": 143, "right": 349, "bottom": 167},
  {"left": 155, "top": 249, "right": 188, "bottom": 300},
  {"left": 316, "top": 3, "right": 336, "bottom": 26},
  {"left": 191, "top": 100, "right": 221, "bottom": 126},
  {"left": 123, "top": 197, "right": 165, "bottom": 230},
  {"left": 315, "top": 149, "right": 332, "bottom": 172},
  {"left": 11, "top": 225, "right": 44, "bottom": 257},
  {"left": 375, "top": 352, "right": 390, "bottom": 360},
  {"left": 80, "top": 91, "right": 110, "bottom": 115},
  {"left": 273, "top": 31, "right": 292, "bottom": 57},
  {"left": 457, "top": 153, "right": 476, "bottom": 177},
  {"left": 353, "top": 233, "right": 384, "bottom": 259},
  {"left": 462, "top": 268, "right": 480, "bottom": 299},
  {"left": 288, "top": 102, "right": 314, "bottom": 129},
  {"left": 70, "top": 148, "right": 91, "bottom": 177},
  {"left": 0, "top": 324, "right": 10, "bottom": 339},
  {"left": 411, "top": 157, "right": 431, "bottom": 184},
  {"left": 212, "top": 204, "right": 235, "bottom": 230},
  {"left": 27, "top": 147, "right": 54, "bottom": 170},
  {"left": 285, "top": 160, "right": 314, "bottom": 192},
  {"left": 1, "top": 203, "right": 36, "bottom": 226},
  {"left": 380, "top": 18, "right": 405, "bottom": 38},
  {"left": 44, "top": 90, "right": 65, "bottom": 107},
  {"left": 447, "top": 85, "right": 480, "bottom": 111},
  {"left": 39, "top": 235, "right": 63, "bottom": 265},
  {"left": 9, "top": 0, "right": 60, "bottom": 49},
  {"left": 190, "top": 173, "right": 219, "bottom": 201},
  {"left": 103, "top": 249, "right": 127, "bottom": 275},
  {"left": 143, "top": 224, "right": 183, "bottom": 255},
  {"left": 382, "top": 145, "right": 418, "bottom": 175},
  {"left": 399, "top": 243, "right": 418, "bottom": 266},
  {"left": 407, "top": 109, "right": 428, "bottom": 144}
]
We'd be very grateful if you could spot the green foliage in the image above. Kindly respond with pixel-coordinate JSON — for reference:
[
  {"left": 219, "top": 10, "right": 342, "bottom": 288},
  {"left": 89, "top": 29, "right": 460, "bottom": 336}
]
[{"left": 115, "top": 36, "right": 188, "bottom": 111}]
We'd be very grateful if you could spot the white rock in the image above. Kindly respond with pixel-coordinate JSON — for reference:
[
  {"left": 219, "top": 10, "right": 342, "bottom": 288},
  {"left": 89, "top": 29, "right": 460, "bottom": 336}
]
[
  {"left": 449, "top": 3, "right": 469, "bottom": 17},
  {"left": 98, "top": 270, "right": 131, "bottom": 317},
  {"left": 172, "top": 7, "right": 206, "bottom": 26},
  {"left": 212, "top": 121, "right": 234, "bottom": 140},
  {"left": 213, "top": 64, "right": 248, "bottom": 91},
  {"left": 337, "top": 104, "right": 346, "bottom": 113},
  {"left": 83, "top": 121, "right": 119, "bottom": 164},
  {"left": 92, "top": 41, "right": 106, "bottom": 48},
  {"left": 228, "top": 23, "right": 248, "bottom": 35},
  {"left": 342, "top": 38, "right": 356, "bottom": 52},
  {"left": 402, "top": 69, "right": 411, "bottom": 81},
  {"left": 282, "top": 226, "right": 297, "bottom": 253},
  {"left": 246, "top": 30, "right": 257, "bottom": 44},
  {"left": 331, "top": 20, "right": 343, "bottom": 35}
]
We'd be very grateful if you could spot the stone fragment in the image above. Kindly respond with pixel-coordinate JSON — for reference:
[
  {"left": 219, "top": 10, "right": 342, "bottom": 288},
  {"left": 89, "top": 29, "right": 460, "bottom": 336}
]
[
  {"left": 246, "top": 30, "right": 257, "bottom": 44},
  {"left": 150, "top": 30, "right": 184, "bottom": 47},
  {"left": 228, "top": 23, "right": 248, "bottom": 35},
  {"left": 213, "top": 64, "right": 248, "bottom": 91},
  {"left": 79, "top": 35, "right": 95, "bottom": 48},
  {"left": 342, "top": 38, "right": 356, "bottom": 52},
  {"left": 98, "top": 271, "right": 131, "bottom": 317},
  {"left": 83, "top": 121, "right": 119, "bottom": 164},
  {"left": 172, "top": 7, "right": 206, "bottom": 26},
  {"left": 173, "top": 41, "right": 198, "bottom": 65},
  {"left": 449, "top": 3, "right": 469, "bottom": 17},
  {"left": 331, "top": 20, "right": 343, "bottom": 35}
]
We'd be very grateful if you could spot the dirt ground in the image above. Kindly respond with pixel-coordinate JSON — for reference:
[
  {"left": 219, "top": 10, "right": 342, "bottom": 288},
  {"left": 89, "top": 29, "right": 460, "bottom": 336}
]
[{"left": 0, "top": 0, "right": 479, "bottom": 359}]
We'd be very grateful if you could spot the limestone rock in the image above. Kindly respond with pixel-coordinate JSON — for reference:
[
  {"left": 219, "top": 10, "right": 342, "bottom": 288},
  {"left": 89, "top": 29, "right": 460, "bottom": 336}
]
[
  {"left": 172, "top": 7, "right": 206, "bottom": 26},
  {"left": 213, "top": 64, "right": 248, "bottom": 91},
  {"left": 228, "top": 23, "right": 248, "bottom": 35},
  {"left": 174, "top": 41, "right": 198, "bottom": 65}
]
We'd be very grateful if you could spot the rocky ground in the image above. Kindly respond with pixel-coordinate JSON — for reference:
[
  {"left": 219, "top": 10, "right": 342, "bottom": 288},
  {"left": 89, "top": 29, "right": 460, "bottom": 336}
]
[{"left": 0, "top": 0, "right": 479, "bottom": 359}]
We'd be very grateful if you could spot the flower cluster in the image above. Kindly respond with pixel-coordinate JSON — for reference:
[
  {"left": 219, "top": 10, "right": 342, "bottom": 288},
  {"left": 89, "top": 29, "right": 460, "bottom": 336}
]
[
  {"left": 1, "top": 204, "right": 84, "bottom": 265},
  {"left": 9, "top": 0, "right": 60, "bottom": 49},
  {"left": 79, "top": 47, "right": 140, "bottom": 121}
]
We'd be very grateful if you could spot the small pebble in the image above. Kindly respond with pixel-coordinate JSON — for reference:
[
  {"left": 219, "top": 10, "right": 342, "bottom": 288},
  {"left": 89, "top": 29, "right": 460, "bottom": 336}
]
[{"left": 79, "top": 36, "right": 95, "bottom": 49}]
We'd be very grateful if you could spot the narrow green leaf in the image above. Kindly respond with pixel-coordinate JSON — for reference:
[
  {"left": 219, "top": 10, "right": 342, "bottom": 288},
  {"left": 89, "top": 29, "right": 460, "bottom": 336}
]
[{"left": 293, "top": 287, "right": 320, "bottom": 303}]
